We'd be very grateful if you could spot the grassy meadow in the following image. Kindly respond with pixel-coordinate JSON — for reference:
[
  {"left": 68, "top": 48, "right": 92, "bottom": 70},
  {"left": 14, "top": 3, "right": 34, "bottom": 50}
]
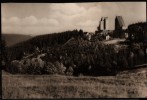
[{"left": 2, "top": 67, "right": 147, "bottom": 99}]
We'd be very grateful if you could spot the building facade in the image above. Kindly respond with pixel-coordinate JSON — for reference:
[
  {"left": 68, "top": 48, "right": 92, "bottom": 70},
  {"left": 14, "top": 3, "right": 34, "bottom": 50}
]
[
  {"left": 115, "top": 16, "right": 125, "bottom": 30},
  {"left": 98, "top": 17, "right": 108, "bottom": 31},
  {"left": 114, "top": 16, "right": 126, "bottom": 38}
]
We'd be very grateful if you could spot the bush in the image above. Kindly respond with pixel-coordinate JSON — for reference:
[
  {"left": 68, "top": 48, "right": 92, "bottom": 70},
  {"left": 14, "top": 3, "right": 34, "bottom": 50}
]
[
  {"left": 66, "top": 66, "right": 74, "bottom": 76},
  {"left": 10, "top": 60, "right": 23, "bottom": 74},
  {"left": 43, "top": 62, "right": 57, "bottom": 74},
  {"left": 27, "top": 57, "right": 45, "bottom": 74},
  {"left": 20, "top": 59, "right": 31, "bottom": 74},
  {"left": 54, "top": 61, "right": 66, "bottom": 75}
]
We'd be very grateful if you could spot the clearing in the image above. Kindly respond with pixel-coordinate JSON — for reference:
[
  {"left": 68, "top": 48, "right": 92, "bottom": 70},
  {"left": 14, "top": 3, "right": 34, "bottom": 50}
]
[{"left": 2, "top": 67, "right": 147, "bottom": 99}]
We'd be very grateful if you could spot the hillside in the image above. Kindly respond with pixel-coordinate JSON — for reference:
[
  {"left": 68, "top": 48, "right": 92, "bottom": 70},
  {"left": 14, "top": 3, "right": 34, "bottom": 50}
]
[
  {"left": 4, "top": 29, "right": 146, "bottom": 76},
  {"left": 2, "top": 67, "right": 147, "bottom": 98},
  {"left": 6, "top": 30, "right": 82, "bottom": 60},
  {"left": 3, "top": 23, "right": 147, "bottom": 77},
  {"left": 2, "top": 34, "right": 32, "bottom": 47}
]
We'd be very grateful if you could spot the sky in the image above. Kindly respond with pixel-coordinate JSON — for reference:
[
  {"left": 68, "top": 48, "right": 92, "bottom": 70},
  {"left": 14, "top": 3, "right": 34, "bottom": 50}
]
[{"left": 1, "top": 2, "right": 146, "bottom": 36}]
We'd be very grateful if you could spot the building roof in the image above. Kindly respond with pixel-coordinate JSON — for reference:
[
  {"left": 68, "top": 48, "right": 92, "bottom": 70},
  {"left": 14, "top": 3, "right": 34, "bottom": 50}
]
[{"left": 116, "top": 16, "right": 125, "bottom": 27}]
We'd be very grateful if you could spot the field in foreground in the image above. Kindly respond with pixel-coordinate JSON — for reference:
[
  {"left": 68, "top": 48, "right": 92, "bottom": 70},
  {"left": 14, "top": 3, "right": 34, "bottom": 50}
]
[{"left": 2, "top": 67, "right": 147, "bottom": 99}]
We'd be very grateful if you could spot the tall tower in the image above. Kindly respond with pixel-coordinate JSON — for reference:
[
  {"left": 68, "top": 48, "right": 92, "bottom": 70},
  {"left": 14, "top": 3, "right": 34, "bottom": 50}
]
[
  {"left": 100, "top": 17, "right": 104, "bottom": 30},
  {"left": 115, "top": 16, "right": 125, "bottom": 38},
  {"left": 104, "top": 17, "right": 108, "bottom": 30},
  {"left": 98, "top": 17, "right": 108, "bottom": 31},
  {"left": 115, "top": 16, "right": 125, "bottom": 30}
]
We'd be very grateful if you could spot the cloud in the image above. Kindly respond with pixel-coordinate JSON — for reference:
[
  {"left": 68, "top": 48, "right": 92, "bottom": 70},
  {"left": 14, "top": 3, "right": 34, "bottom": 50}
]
[
  {"left": 39, "top": 18, "right": 59, "bottom": 26},
  {"left": 2, "top": 16, "right": 60, "bottom": 35},
  {"left": 3, "top": 17, "right": 21, "bottom": 25},
  {"left": 22, "top": 16, "right": 37, "bottom": 25},
  {"left": 2, "top": 16, "right": 59, "bottom": 26},
  {"left": 49, "top": 3, "right": 85, "bottom": 16},
  {"left": 77, "top": 20, "right": 98, "bottom": 27},
  {"left": 46, "top": 3, "right": 103, "bottom": 32},
  {"left": 2, "top": 2, "right": 146, "bottom": 35}
]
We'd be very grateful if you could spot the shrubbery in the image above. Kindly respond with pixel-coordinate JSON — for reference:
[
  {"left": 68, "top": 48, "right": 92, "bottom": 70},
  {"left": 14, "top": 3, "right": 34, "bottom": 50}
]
[
  {"left": 10, "top": 60, "right": 22, "bottom": 74},
  {"left": 43, "top": 62, "right": 57, "bottom": 74},
  {"left": 9, "top": 57, "right": 67, "bottom": 75},
  {"left": 54, "top": 61, "right": 66, "bottom": 75},
  {"left": 43, "top": 61, "right": 66, "bottom": 75},
  {"left": 8, "top": 39, "right": 146, "bottom": 76},
  {"left": 45, "top": 39, "right": 146, "bottom": 76},
  {"left": 66, "top": 66, "right": 74, "bottom": 76},
  {"left": 20, "top": 59, "right": 31, "bottom": 74},
  {"left": 27, "top": 58, "right": 45, "bottom": 74}
]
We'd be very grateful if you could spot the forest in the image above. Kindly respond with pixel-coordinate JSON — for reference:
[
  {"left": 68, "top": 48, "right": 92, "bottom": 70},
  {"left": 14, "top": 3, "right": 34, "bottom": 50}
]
[{"left": 1, "top": 22, "right": 147, "bottom": 76}]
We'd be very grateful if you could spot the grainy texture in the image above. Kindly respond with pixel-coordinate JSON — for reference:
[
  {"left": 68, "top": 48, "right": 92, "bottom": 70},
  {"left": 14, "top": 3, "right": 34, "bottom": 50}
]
[{"left": 2, "top": 67, "right": 147, "bottom": 99}]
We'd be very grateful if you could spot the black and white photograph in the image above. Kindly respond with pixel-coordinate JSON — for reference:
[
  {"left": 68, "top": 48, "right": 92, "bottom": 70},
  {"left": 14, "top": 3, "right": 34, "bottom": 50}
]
[{"left": 1, "top": 1, "right": 147, "bottom": 99}]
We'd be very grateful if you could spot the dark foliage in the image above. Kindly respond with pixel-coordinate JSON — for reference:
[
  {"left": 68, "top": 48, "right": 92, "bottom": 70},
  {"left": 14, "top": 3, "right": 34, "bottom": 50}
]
[
  {"left": 128, "top": 22, "right": 147, "bottom": 42},
  {"left": 4, "top": 25, "right": 147, "bottom": 76},
  {"left": 7, "top": 29, "right": 82, "bottom": 61},
  {"left": 1, "top": 39, "right": 8, "bottom": 70},
  {"left": 43, "top": 62, "right": 57, "bottom": 74}
]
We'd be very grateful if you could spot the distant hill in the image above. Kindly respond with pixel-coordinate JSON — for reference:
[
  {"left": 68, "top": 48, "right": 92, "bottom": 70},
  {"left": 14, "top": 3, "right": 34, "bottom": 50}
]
[
  {"left": 7, "top": 30, "right": 83, "bottom": 60},
  {"left": 2, "top": 34, "right": 32, "bottom": 47}
]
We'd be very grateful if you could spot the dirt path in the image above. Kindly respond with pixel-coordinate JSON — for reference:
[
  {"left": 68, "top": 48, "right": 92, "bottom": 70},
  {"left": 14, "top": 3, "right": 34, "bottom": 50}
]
[{"left": 104, "top": 38, "right": 125, "bottom": 44}]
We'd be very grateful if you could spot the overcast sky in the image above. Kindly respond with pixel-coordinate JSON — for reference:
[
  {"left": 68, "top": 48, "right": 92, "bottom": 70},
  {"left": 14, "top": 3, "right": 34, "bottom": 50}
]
[{"left": 2, "top": 2, "right": 146, "bottom": 36}]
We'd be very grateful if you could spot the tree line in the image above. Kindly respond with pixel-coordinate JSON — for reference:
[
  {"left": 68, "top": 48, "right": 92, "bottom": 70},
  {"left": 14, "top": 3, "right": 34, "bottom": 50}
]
[{"left": 1, "top": 22, "right": 147, "bottom": 76}]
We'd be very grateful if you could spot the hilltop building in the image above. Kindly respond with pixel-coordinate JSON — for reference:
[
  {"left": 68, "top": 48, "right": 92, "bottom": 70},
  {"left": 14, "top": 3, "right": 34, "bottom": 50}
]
[
  {"left": 94, "top": 16, "right": 128, "bottom": 41},
  {"left": 115, "top": 16, "right": 125, "bottom": 30},
  {"left": 98, "top": 17, "right": 108, "bottom": 31},
  {"left": 95, "top": 17, "right": 111, "bottom": 41},
  {"left": 114, "top": 16, "right": 127, "bottom": 38}
]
